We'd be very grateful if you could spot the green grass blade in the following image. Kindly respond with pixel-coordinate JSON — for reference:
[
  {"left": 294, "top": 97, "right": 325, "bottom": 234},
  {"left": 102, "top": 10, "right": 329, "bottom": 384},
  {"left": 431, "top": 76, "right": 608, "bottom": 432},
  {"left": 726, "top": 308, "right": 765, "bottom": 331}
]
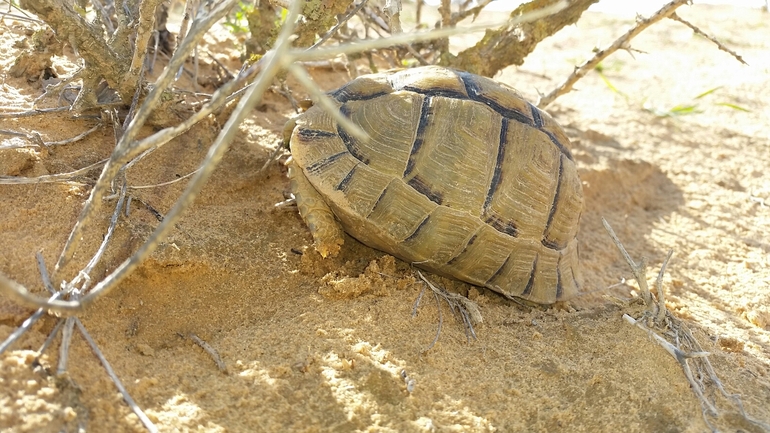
[
  {"left": 716, "top": 102, "right": 751, "bottom": 112},
  {"left": 694, "top": 86, "right": 722, "bottom": 100}
]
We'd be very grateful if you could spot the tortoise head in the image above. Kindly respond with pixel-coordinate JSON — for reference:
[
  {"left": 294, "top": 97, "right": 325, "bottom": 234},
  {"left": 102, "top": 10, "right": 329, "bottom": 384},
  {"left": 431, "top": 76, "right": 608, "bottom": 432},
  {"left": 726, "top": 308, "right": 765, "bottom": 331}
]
[
  {"left": 282, "top": 117, "right": 297, "bottom": 150},
  {"left": 282, "top": 99, "right": 315, "bottom": 150}
]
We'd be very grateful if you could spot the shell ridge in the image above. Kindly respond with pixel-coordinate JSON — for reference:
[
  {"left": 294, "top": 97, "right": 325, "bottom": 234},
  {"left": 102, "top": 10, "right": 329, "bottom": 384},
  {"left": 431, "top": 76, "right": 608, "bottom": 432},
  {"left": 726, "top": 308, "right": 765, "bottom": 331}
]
[
  {"left": 407, "top": 176, "right": 443, "bottom": 205},
  {"left": 570, "top": 265, "right": 580, "bottom": 290},
  {"left": 297, "top": 128, "right": 337, "bottom": 139},
  {"left": 403, "top": 213, "right": 431, "bottom": 242},
  {"left": 528, "top": 102, "right": 574, "bottom": 161},
  {"left": 456, "top": 71, "right": 534, "bottom": 127},
  {"left": 365, "top": 178, "right": 398, "bottom": 219},
  {"left": 404, "top": 96, "right": 432, "bottom": 177},
  {"left": 521, "top": 254, "right": 538, "bottom": 297},
  {"left": 332, "top": 89, "right": 388, "bottom": 103},
  {"left": 485, "top": 253, "right": 511, "bottom": 286},
  {"left": 544, "top": 130, "right": 574, "bottom": 161},
  {"left": 335, "top": 163, "right": 359, "bottom": 191},
  {"left": 403, "top": 86, "right": 466, "bottom": 100},
  {"left": 555, "top": 266, "right": 563, "bottom": 300},
  {"left": 529, "top": 102, "right": 544, "bottom": 127},
  {"left": 337, "top": 104, "right": 370, "bottom": 165},
  {"left": 306, "top": 151, "right": 347, "bottom": 175},
  {"left": 446, "top": 232, "right": 479, "bottom": 266},
  {"left": 483, "top": 117, "right": 508, "bottom": 213},
  {"left": 485, "top": 214, "right": 518, "bottom": 238},
  {"left": 542, "top": 153, "right": 565, "bottom": 249}
]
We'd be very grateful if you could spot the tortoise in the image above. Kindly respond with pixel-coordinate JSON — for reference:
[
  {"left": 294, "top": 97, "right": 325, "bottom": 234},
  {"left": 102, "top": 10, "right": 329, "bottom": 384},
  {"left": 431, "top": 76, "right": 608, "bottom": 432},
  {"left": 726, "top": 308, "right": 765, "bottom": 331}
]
[{"left": 284, "top": 65, "right": 583, "bottom": 305}]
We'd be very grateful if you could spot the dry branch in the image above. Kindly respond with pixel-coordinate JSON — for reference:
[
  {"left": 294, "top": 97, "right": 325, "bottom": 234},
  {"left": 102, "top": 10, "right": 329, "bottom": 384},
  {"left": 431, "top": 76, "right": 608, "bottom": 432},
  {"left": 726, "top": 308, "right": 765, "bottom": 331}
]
[
  {"left": 668, "top": 12, "right": 747, "bottom": 65},
  {"left": 0, "top": 159, "right": 105, "bottom": 185},
  {"left": 291, "top": 0, "right": 353, "bottom": 48},
  {"left": 53, "top": 0, "right": 238, "bottom": 281},
  {"left": 0, "top": 0, "right": 294, "bottom": 314},
  {"left": 537, "top": 0, "right": 690, "bottom": 108},
  {"left": 17, "top": 0, "right": 182, "bottom": 111},
  {"left": 447, "top": 0, "right": 597, "bottom": 77},
  {"left": 309, "top": 0, "right": 369, "bottom": 50},
  {"left": 189, "top": 333, "right": 227, "bottom": 372}
]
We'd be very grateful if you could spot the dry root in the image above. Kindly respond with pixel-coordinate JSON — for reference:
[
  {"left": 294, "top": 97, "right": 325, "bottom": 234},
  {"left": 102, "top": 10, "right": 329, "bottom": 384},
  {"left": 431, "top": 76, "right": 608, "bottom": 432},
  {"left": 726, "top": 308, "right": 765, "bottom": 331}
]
[{"left": 412, "top": 271, "right": 482, "bottom": 353}]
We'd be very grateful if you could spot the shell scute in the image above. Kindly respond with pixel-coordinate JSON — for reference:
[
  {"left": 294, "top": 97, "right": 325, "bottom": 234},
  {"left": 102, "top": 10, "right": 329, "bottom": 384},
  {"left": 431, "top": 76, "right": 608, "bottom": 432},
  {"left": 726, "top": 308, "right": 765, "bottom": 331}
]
[
  {"left": 388, "top": 66, "right": 468, "bottom": 98},
  {"left": 400, "top": 206, "right": 483, "bottom": 265},
  {"left": 446, "top": 224, "right": 515, "bottom": 283},
  {"left": 484, "top": 123, "right": 561, "bottom": 240},
  {"left": 456, "top": 71, "right": 536, "bottom": 127},
  {"left": 338, "top": 93, "right": 421, "bottom": 177},
  {"left": 406, "top": 96, "right": 501, "bottom": 213},
  {"left": 332, "top": 75, "right": 393, "bottom": 102},
  {"left": 365, "top": 179, "right": 438, "bottom": 242}
]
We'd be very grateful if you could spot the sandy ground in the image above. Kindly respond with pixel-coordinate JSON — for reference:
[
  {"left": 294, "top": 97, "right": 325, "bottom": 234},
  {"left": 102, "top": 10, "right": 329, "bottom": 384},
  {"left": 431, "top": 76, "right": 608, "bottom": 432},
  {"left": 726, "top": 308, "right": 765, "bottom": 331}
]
[{"left": 1, "top": 3, "right": 769, "bottom": 432}]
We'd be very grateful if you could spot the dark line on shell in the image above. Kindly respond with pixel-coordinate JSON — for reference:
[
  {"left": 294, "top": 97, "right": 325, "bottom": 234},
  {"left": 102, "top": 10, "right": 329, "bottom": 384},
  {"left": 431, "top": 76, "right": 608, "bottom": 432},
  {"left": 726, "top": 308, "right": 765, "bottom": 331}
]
[
  {"left": 528, "top": 102, "right": 574, "bottom": 161},
  {"left": 305, "top": 151, "right": 347, "bottom": 175},
  {"left": 337, "top": 104, "right": 370, "bottom": 165},
  {"left": 483, "top": 117, "right": 508, "bottom": 212},
  {"left": 402, "top": 86, "right": 467, "bottom": 100},
  {"left": 543, "top": 154, "right": 564, "bottom": 243},
  {"left": 331, "top": 86, "right": 388, "bottom": 103},
  {"left": 555, "top": 267, "right": 563, "bottom": 300},
  {"left": 529, "top": 102, "right": 544, "bottom": 128},
  {"left": 335, "top": 163, "right": 358, "bottom": 191},
  {"left": 521, "top": 255, "right": 538, "bottom": 297},
  {"left": 297, "top": 128, "right": 337, "bottom": 139},
  {"left": 404, "top": 96, "right": 432, "bottom": 177},
  {"left": 571, "top": 266, "right": 580, "bottom": 291},
  {"left": 541, "top": 238, "right": 563, "bottom": 250},
  {"left": 407, "top": 175, "right": 443, "bottom": 205},
  {"left": 446, "top": 232, "right": 478, "bottom": 265},
  {"left": 378, "top": 72, "right": 577, "bottom": 165},
  {"left": 485, "top": 214, "right": 518, "bottom": 238},
  {"left": 544, "top": 130, "right": 574, "bottom": 162},
  {"left": 485, "top": 254, "right": 511, "bottom": 286},
  {"left": 404, "top": 214, "right": 431, "bottom": 242},
  {"left": 366, "top": 180, "right": 395, "bottom": 219},
  {"left": 457, "top": 72, "right": 534, "bottom": 126}
]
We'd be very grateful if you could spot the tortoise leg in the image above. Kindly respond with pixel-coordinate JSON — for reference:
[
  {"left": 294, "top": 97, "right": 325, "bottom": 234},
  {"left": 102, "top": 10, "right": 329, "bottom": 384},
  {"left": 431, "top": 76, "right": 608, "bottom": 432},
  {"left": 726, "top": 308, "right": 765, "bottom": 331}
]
[{"left": 287, "top": 159, "right": 344, "bottom": 258}]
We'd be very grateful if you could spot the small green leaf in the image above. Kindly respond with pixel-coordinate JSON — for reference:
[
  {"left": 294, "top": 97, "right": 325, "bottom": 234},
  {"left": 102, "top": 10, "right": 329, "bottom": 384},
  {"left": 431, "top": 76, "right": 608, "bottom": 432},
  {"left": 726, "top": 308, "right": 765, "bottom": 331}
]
[
  {"left": 694, "top": 86, "right": 722, "bottom": 100},
  {"left": 668, "top": 104, "right": 700, "bottom": 115},
  {"left": 597, "top": 71, "right": 629, "bottom": 101},
  {"left": 716, "top": 102, "right": 751, "bottom": 112}
]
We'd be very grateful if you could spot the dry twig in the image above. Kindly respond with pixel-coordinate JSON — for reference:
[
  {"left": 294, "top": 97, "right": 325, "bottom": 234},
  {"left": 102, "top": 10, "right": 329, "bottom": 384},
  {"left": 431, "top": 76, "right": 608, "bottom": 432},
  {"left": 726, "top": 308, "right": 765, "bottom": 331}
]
[
  {"left": 309, "top": 0, "right": 369, "bottom": 50},
  {"left": 538, "top": 0, "right": 690, "bottom": 108},
  {"left": 188, "top": 333, "right": 227, "bottom": 372},
  {"left": 413, "top": 271, "right": 482, "bottom": 352},
  {"left": 668, "top": 12, "right": 747, "bottom": 65},
  {"left": 0, "top": 252, "right": 158, "bottom": 432},
  {"left": 602, "top": 218, "right": 768, "bottom": 432},
  {"left": 0, "top": 159, "right": 106, "bottom": 185}
]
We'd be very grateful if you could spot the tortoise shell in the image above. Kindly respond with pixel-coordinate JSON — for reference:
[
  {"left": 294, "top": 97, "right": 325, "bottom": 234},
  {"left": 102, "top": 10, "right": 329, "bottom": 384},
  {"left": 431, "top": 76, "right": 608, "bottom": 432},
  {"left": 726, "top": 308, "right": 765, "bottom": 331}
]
[{"left": 285, "top": 66, "right": 583, "bottom": 304}]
